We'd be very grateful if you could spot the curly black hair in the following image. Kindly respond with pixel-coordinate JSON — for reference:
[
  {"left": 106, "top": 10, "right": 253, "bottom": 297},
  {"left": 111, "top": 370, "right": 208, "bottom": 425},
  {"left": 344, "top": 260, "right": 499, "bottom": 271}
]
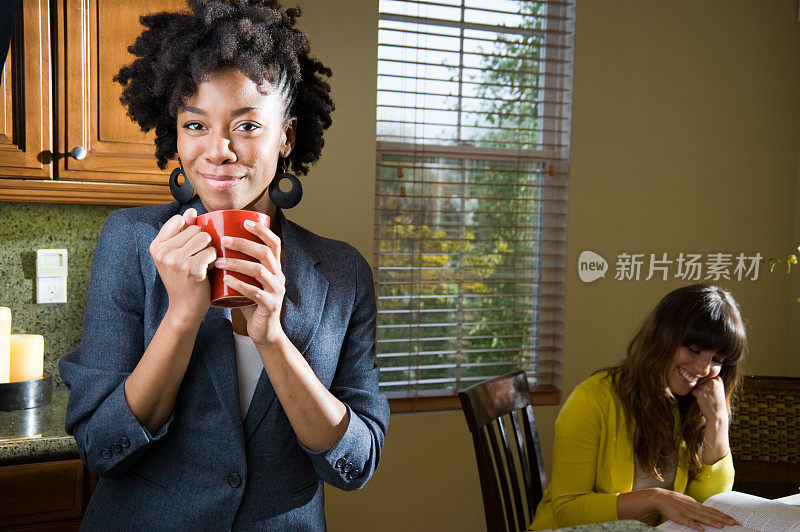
[{"left": 114, "top": 0, "right": 334, "bottom": 174}]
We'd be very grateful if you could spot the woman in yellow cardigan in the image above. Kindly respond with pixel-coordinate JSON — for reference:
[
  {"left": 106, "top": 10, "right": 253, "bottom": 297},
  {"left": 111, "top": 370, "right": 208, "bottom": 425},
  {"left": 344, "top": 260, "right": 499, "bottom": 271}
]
[{"left": 531, "top": 284, "right": 746, "bottom": 531}]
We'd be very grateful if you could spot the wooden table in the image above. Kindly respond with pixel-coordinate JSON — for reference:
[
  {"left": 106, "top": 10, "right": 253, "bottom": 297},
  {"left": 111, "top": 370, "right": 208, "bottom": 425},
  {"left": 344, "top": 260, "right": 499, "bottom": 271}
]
[
  {"left": 542, "top": 493, "right": 800, "bottom": 531},
  {"left": 542, "top": 520, "right": 655, "bottom": 531}
]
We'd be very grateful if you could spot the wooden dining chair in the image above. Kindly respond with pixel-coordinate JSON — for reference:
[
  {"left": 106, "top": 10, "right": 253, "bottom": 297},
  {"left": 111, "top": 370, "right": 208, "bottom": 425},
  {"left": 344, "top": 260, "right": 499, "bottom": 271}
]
[
  {"left": 729, "top": 375, "right": 800, "bottom": 499},
  {"left": 458, "top": 371, "right": 547, "bottom": 532}
]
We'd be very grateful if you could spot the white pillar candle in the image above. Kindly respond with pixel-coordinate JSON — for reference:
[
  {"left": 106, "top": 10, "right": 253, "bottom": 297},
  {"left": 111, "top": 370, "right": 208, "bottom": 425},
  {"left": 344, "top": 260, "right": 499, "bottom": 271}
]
[
  {"left": 10, "top": 334, "right": 44, "bottom": 382},
  {"left": 0, "top": 307, "right": 9, "bottom": 383}
]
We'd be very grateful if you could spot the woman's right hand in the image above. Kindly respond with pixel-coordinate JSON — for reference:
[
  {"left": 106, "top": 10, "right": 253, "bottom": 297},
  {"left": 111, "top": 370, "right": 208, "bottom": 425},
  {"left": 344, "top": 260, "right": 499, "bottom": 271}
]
[
  {"left": 650, "top": 488, "right": 737, "bottom": 531},
  {"left": 149, "top": 208, "right": 216, "bottom": 324}
]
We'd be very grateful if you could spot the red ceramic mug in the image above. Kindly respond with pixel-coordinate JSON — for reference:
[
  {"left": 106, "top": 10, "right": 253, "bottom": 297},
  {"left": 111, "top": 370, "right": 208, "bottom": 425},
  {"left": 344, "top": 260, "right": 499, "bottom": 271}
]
[{"left": 195, "top": 209, "right": 270, "bottom": 308}]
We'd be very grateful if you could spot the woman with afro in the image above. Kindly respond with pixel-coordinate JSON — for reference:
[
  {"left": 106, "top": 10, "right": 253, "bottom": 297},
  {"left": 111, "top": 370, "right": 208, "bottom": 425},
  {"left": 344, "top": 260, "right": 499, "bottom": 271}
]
[{"left": 60, "top": 1, "right": 389, "bottom": 529}]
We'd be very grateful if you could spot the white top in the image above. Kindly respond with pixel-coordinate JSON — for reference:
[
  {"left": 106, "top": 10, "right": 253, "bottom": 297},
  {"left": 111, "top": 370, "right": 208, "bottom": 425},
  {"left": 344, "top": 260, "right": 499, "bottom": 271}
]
[
  {"left": 233, "top": 332, "right": 263, "bottom": 419},
  {"left": 633, "top": 453, "right": 676, "bottom": 526}
]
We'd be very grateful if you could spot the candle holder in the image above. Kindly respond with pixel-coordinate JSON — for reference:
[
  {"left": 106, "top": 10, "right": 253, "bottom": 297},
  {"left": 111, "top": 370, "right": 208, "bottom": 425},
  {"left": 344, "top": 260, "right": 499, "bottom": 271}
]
[{"left": 0, "top": 372, "right": 52, "bottom": 411}]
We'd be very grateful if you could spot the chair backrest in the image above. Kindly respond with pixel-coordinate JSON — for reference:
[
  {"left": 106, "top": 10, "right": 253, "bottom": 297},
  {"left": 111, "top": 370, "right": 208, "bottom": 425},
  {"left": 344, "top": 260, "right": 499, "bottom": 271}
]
[
  {"left": 458, "top": 371, "right": 547, "bottom": 532},
  {"left": 729, "top": 375, "right": 800, "bottom": 498}
]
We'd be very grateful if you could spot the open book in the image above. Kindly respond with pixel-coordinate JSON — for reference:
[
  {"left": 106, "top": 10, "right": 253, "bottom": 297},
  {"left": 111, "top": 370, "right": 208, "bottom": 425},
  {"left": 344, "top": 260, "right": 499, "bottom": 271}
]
[{"left": 656, "top": 491, "right": 800, "bottom": 532}]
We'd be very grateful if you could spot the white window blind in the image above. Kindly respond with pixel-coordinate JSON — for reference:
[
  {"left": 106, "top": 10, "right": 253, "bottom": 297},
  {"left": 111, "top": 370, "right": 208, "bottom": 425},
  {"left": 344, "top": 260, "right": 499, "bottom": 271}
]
[{"left": 375, "top": 0, "right": 574, "bottom": 402}]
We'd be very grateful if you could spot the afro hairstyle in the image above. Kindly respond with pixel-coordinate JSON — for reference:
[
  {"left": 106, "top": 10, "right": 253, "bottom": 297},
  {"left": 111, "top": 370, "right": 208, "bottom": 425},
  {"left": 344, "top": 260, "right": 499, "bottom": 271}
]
[{"left": 113, "top": 0, "right": 334, "bottom": 174}]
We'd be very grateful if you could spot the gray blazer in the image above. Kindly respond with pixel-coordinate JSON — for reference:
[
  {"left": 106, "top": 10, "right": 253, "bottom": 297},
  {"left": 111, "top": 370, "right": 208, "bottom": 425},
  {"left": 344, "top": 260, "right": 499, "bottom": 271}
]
[{"left": 60, "top": 197, "right": 390, "bottom": 530}]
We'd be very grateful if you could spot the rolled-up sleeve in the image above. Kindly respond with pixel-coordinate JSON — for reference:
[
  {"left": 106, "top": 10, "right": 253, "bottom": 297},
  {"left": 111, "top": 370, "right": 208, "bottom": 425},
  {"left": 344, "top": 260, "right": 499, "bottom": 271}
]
[
  {"left": 686, "top": 452, "right": 735, "bottom": 503},
  {"left": 300, "top": 249, "right": 390, "bottom": 490},
  {"left": 59, "top": 211, "right": 169, "bottom": 476}
]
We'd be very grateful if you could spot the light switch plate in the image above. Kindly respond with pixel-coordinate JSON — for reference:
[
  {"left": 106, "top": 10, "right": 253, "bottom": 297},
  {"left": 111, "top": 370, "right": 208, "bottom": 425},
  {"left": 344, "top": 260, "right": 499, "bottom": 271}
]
[
  {"left": 37, "top": 276, "right": 67, "bottom": 304},
  {"left": 37, "top": 249, "right": 68, "bottom": 277}
]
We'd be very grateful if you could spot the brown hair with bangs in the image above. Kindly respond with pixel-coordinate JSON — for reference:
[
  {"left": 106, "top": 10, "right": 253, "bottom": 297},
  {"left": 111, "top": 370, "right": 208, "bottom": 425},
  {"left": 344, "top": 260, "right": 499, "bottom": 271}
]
[{"left": 604, "top": 284, "right": 747, "bottom": 480}]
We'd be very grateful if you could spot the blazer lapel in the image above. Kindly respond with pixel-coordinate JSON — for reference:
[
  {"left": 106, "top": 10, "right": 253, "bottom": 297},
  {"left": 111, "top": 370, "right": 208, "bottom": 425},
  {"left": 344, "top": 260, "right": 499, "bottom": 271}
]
[
  {"left": 152, "top": 198, "right": 243, "bottom": 430},
  {"left": 199, "top": 307, "right": 244, "bottom": 431},
  {"left": 243, "top": 211, "right": 329, "bottom": 442},
  {"left": 278, "top": 211, "right": 329, "bottom": 356},
  {"left": 181, "top": 195, "right": 207, "bottom": 217},
  {"left": 243, "top": 370, "right": 275, "bottom": 440}
]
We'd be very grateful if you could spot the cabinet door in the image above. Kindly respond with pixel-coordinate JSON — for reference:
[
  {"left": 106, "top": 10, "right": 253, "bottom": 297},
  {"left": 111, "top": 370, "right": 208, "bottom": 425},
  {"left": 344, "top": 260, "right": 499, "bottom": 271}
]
[
  {"left": 0, "top": 0, "right": 52, "bottom": 181},
  {"left": 0, "top": 459, "right": 84, "bottom": 528},
  {"left": 54, "top": 0, "right": 186, "bottom": 205}
]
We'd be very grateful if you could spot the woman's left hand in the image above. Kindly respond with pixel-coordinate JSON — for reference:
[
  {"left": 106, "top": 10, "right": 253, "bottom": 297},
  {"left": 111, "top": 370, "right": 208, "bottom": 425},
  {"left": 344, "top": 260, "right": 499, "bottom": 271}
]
[
  {"left": 214, "top": 219, "right": 286, "bottom": 347},
  {"left": 692, "top": 375, "right": 728, "bottom": 425}
]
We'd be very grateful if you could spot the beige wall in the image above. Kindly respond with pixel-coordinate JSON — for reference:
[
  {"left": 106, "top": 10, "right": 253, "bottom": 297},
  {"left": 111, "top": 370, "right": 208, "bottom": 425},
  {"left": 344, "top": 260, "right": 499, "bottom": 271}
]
[{"left": 294, "top": 1, "right": 800, "bottom": 530}]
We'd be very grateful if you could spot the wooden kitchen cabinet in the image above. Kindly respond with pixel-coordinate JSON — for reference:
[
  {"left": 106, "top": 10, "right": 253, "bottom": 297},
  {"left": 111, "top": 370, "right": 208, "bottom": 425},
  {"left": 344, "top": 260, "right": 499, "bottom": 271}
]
[
  {"left": 0, "top": 0, "right": 185, "bottom": 206},
  {"left": 0, "top": 0, "right": 52, "bottom": 182},
  {"left": 0, "top": 458, "right": 96, "bottom": 530}
]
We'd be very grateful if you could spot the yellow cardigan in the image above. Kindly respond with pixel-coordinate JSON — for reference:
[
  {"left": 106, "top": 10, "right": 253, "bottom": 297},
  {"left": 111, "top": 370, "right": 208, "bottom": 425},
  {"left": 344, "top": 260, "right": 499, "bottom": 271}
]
[{"left": 529, "top": 372, "right": 734, "bottom": 530}]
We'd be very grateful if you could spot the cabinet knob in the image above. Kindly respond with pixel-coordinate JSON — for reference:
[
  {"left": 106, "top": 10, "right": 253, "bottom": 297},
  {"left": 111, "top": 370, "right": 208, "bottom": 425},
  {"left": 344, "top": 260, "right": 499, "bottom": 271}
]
[{"left": 69, "top": 146, "right": 87, "bottom": 160}]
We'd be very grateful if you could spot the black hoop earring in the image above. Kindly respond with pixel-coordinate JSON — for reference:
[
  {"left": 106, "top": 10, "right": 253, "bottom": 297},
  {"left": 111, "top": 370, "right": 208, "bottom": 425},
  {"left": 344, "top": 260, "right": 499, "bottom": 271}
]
[
  {"left": 268, "top": 158, "right": 303, "bottom": 209},
  {"left": 169, "top": 159, "right": 195, "bottom": 203}
]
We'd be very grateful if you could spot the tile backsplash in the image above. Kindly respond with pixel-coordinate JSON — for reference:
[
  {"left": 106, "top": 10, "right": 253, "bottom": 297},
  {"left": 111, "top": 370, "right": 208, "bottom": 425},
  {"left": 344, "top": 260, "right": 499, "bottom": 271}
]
[{"left": 0, "top": 202, "right": 117, "bottom": 387}]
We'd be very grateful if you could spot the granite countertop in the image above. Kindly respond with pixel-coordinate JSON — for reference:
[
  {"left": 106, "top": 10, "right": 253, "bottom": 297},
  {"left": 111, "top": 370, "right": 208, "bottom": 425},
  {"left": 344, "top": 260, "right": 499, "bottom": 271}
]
[{"left": 0, "top": 387, "right": 77, "bottom": 465}]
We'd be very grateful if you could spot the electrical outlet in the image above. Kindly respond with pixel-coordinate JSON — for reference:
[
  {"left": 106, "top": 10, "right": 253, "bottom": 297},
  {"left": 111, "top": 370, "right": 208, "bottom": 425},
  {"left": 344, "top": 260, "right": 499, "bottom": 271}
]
[{"left": 37, "top": 276, "right": 67, "bottom": 304}]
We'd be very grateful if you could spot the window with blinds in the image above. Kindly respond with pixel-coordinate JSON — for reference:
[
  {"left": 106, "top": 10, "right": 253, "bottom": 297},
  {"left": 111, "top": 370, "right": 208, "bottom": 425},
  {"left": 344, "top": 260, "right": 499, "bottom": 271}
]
[{"left": 375, "top": 0, "right": 574, "bottom": 406}]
